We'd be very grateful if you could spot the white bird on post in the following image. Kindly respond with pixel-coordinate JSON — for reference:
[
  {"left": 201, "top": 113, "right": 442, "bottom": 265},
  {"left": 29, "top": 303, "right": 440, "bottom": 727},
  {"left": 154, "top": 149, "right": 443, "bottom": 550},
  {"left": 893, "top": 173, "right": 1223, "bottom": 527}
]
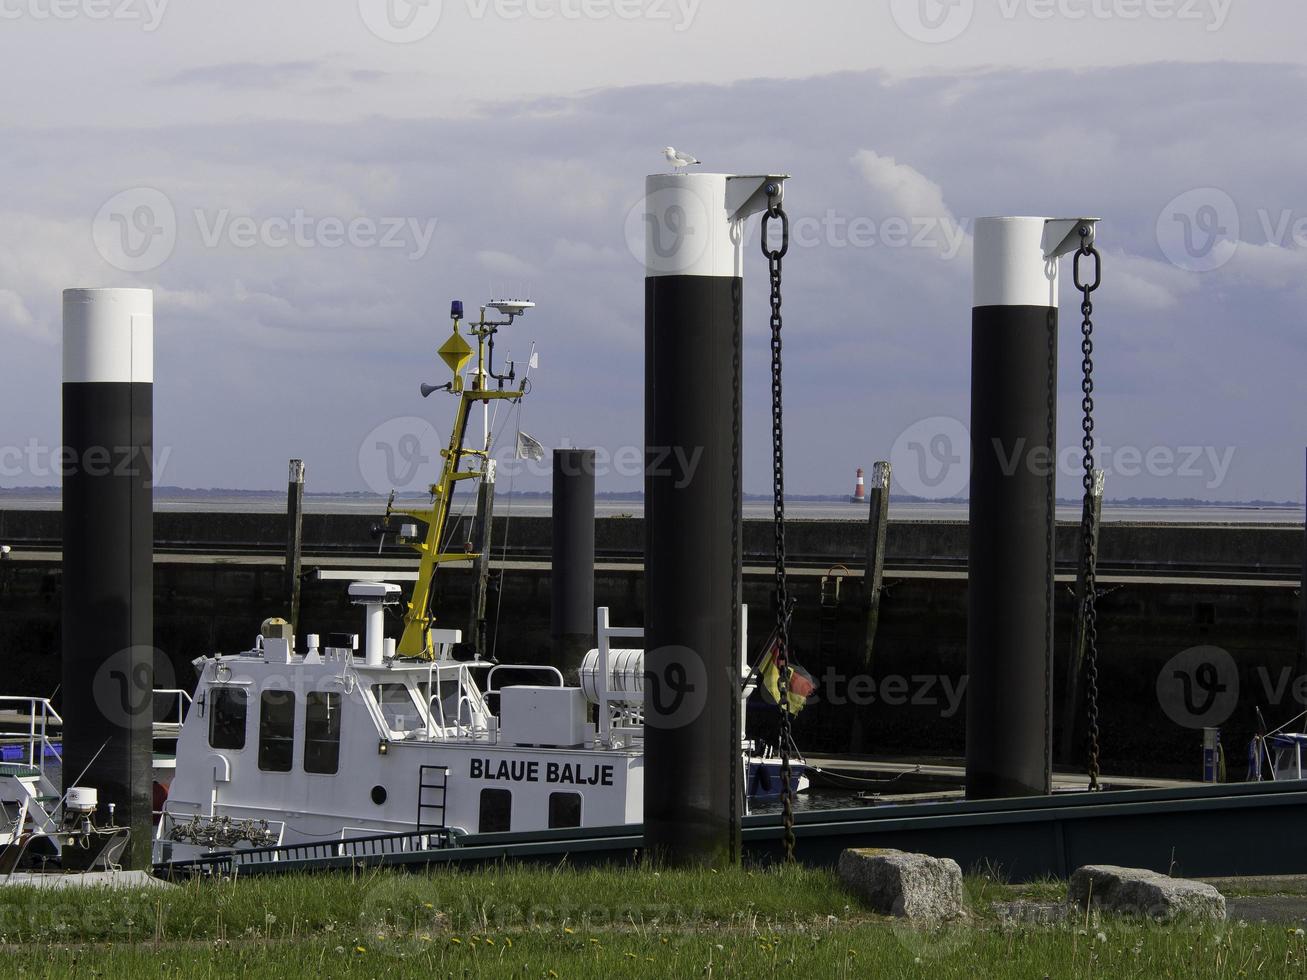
[{"left": 663, "top": 146, "right": 701, "bottom": 172}]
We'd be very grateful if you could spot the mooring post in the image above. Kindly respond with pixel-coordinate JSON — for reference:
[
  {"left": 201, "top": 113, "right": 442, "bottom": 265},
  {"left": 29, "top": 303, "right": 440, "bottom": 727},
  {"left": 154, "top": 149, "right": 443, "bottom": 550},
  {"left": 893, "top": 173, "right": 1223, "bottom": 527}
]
[
  {"left": 862, "top": 460, "right": 891, "bottom": 668},
  {"left": 61, "top": 287, "right": 154, "bottom": 869},
  {"left": 550, "top": 449, "right": 595, "bottom": 681},
  {"left": 967, "top": 217, "right": 1095, "bottom": 800},
  {"left": 285, "top": 459, "right": 305, "bottom": 634},
  {"left": 1298, "top": 448, "right": 1307, "bottom": 684},
  {"left": 469, "top": 461, "right": 497, "bottom": 659},
  {"left": 1058, "top": 468, "right": 1104, "bottom": 765},
  {"left": 643, "top": 170, "right": 786, "bottom": 866}
]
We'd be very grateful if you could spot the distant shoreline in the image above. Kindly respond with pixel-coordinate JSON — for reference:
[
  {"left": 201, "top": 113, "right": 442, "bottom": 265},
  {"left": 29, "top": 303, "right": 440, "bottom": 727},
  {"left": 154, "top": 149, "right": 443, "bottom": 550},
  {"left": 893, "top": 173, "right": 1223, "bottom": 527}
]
[{"left": 1, "top": 486, "right": 1301, "bottom": 510}]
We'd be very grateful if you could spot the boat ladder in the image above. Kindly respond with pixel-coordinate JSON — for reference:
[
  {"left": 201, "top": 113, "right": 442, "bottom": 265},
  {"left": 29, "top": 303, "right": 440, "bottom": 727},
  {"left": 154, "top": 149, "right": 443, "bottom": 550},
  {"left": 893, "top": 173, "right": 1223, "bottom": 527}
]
[{"left": 417, "top": 764, "right": 450, "bottom": 832}]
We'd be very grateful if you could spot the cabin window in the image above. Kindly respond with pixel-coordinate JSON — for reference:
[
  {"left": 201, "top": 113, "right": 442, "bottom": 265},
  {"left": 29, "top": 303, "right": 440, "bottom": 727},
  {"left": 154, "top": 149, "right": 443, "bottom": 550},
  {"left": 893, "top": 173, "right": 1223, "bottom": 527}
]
[
  {"left": 372, "top": 683, "right": 423, "bottom": 733},
  {"left": 304, "top": 692, "right": 341, "bottom": 775},
  {"left": 548, "top": 792, "right": 582, "bottom": 829},
  {"left": 478, "top": 788, "right": 512, "bottom": 832},
  {"left": 258, "top": 690, "right": 296, "bottom": 772},
  {"left": 208, "top": 687, "right": 248, "bottom": 750}
]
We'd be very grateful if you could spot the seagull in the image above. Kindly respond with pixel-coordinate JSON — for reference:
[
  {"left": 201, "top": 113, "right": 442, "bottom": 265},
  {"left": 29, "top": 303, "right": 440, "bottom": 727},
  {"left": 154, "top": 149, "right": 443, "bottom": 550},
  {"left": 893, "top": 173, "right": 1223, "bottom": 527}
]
[{"left": 664, "top": 146, "right": 701, "bottom": 171}]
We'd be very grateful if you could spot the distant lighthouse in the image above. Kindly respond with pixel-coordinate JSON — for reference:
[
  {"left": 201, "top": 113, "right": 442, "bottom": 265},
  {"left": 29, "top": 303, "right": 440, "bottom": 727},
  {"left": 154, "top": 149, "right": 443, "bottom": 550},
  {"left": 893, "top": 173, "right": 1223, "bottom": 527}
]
[{"left": 851, "top": 467, "right": 865, "bottom": 503}]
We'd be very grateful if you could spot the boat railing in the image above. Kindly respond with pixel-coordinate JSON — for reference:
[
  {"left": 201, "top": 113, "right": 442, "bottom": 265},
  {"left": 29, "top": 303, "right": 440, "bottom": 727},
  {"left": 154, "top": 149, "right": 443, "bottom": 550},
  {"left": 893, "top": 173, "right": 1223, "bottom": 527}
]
[
  {"left": 152, "top": 689, "right": 192, "bottom": 737},
  {"left": 453, "top": 693, "right": 489, "bottom": 740},
  {"left": 0, "top": 696, "right": 63, "bottom": 771},
  {"left": 595, "top": 607, "right": 645, "bottom": 746},
  {"left": 409, "top": 663, "right": 564, "bottom": 744},
  {"left": 484, "top": 663, "right": 564, "bottom": 693},
  {"left": 161, "top": 826, "right": 454, "bottom": 877},
  {"left": 473, "top": 663, "right": 565, "bottom": 742}
]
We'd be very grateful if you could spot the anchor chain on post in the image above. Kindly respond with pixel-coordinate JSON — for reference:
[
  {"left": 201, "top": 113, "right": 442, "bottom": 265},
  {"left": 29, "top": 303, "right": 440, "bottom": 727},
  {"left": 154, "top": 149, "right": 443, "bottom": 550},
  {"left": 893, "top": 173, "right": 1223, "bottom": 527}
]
[
  {"left": 762, "top": 188, "right": 796, "bottom": 861},
  {"left": 1075, "top": 226, "right": 1103, "bottom": 790}
]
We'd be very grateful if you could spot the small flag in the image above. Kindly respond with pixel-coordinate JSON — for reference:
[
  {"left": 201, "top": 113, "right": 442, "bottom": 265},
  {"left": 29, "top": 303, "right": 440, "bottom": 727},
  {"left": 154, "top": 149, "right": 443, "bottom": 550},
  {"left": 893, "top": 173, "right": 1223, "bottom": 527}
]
[
  {"left": 515, "top": 431, "right": 545, "bottom": 462},
  {"left": 756, "top": 640, "right": 816, "bottom": 715},
  {"left": 528, "top": 350, "right": 539, "bottom": 370}
]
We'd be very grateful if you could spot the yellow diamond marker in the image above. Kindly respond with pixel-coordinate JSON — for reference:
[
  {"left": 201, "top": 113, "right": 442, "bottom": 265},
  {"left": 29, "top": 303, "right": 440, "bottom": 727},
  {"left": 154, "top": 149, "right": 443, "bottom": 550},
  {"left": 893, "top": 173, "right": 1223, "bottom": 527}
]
[{"left": 437, "top": 329, "right": 473, "bottom": 376}]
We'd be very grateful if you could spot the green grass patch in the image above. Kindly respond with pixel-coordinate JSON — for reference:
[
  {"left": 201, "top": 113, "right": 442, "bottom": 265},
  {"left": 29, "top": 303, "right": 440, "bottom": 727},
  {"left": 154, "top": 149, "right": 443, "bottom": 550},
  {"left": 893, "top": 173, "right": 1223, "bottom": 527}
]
[
  {"left": 4, "top": 923, "right": 1307, "bottom": 978},
  {"left": 0, "top": 865, "right": 850, "bottom": 944},
  {"left": 1, "top": 865, "right": 1304, "bottom": 977}
]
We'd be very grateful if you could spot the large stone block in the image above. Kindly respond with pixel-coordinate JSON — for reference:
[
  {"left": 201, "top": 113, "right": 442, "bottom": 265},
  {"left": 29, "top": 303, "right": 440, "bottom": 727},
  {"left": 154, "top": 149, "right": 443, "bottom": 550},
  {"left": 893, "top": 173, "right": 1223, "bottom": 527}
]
[
  {"left": 1069, "top": 865, "right": 1226, "bottom": 922},
  {"left": 838, "top": 848, "right": 966, "bottom": 921}
]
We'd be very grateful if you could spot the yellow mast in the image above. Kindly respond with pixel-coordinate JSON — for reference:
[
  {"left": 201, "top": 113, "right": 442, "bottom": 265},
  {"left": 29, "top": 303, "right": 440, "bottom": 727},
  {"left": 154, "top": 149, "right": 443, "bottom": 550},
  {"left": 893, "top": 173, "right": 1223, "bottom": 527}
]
[{"left": 384, "top": 301, "right": 529, "bottom": 659}]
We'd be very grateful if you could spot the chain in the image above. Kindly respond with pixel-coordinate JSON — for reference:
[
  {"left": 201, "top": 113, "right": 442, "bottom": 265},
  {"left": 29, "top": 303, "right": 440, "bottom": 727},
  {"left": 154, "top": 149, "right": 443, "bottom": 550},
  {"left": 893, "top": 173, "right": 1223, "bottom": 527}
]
[
  {"left": 761, "top": 189, "right": 795, "bottom": 861},
  {"left": 1074, "top": 226, "right": 1103, "bottom": 791}
]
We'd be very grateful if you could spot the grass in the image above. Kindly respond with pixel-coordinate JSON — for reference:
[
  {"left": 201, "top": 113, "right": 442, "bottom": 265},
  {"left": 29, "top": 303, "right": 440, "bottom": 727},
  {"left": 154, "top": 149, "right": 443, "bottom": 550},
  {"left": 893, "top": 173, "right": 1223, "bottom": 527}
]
[{"left": 0, "top": 864, "right": 1304, "bottom": 977}]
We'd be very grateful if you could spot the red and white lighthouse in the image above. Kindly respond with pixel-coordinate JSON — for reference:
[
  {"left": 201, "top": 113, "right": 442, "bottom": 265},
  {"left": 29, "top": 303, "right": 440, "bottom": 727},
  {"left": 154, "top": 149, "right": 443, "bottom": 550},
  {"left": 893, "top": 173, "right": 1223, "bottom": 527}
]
[{"left": 851, "top": 467, "right": 865, "bottom": 503}]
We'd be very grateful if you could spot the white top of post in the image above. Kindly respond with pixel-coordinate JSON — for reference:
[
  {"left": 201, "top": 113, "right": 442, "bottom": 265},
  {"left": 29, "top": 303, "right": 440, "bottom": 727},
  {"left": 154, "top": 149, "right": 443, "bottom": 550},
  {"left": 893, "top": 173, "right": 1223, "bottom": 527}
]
[
  {"left": 973, "top": 217, "right": 1098, "bottom": 310},
  {"left": 644, "top": 173, "right": 788, "bottom": 279},
  {"left": 63, "top": 288, "right": 154, "bottom": 384}
]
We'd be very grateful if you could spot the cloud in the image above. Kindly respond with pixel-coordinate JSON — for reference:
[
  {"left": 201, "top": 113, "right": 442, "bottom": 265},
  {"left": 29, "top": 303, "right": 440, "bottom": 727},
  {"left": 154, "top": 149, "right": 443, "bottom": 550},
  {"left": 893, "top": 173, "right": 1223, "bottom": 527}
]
[
  {"left": 160, "top": 61, "right": 329, "bottom": 89},
  {"left": 1, "top": 62, "right": 1305, "bottom": 499},
  {"left": 157, "top": 60, "right": 394, "bottom": 95},
  {"left": 1099, "top": 252, "right": 1193, "bottom": 313},
  {"left": 0, "top": 289, "right": 37, "bottom": 339},
  {"left": 1220, "top": 241, "right": 1307, "bottom": 291},
  {"left": 853, "top": 149, "right": 954, "bottom": 222},
  {"left": 475, "top": 249, "right": 539, "bottom": 280}
]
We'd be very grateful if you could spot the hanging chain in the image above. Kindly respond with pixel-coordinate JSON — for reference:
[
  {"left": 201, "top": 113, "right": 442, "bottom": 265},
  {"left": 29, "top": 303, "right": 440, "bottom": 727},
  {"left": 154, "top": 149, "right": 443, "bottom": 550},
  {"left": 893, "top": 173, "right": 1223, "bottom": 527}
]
[
  {"left": 1075, "top": 226, "right": 1103, "bottom": 791},
  {"left": 761, "top": 188, "right": 795, "bottom": 861}
]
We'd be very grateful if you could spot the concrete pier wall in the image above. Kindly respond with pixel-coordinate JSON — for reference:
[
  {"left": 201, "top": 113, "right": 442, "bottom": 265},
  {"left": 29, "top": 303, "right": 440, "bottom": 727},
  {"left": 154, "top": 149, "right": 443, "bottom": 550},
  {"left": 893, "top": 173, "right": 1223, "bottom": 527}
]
[
  {"left": 0, "top": 512, "right": 1301, "bottom": 778},
  {"left": 3, "top": 511, "right": 1303, "bottom": 571}
]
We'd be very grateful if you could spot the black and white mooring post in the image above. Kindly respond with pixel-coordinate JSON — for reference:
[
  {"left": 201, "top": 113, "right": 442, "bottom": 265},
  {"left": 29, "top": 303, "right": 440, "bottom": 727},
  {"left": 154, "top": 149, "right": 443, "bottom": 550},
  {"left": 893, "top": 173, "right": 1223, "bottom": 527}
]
[
  {"left": 967, "top": 217, "right": 1095, "bottom": 801},
  {"left": 61, "top": 287, "right": 154, "bottom": 869},
  {"left": 551, "top": 449, "right": 595, "bottom": 681},
  {"left": 643, "top": 170, "right": 787, "bottom": 866}
]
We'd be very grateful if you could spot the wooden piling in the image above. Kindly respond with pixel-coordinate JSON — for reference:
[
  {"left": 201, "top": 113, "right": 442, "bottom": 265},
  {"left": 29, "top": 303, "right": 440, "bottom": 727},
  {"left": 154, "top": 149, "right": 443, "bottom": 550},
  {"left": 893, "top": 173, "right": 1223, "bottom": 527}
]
[
  {"left": 285, "top": 459, "right": 305, "bottom": 633},
  {"left": 862, "top": 461, "right": 891, "bottom": 668}
]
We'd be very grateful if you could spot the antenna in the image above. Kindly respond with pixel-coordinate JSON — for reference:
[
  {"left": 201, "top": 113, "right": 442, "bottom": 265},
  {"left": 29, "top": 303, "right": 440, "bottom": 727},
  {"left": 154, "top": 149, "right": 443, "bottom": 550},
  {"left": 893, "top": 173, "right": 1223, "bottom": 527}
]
[{"left": 487, "top": 299, "right": 535, "bottom": 317}]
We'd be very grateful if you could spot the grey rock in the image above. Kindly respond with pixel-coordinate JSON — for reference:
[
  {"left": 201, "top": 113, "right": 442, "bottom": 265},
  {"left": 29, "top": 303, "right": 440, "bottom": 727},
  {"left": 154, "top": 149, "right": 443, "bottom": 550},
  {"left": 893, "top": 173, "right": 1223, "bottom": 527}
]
[
  {"left": 838, "top": 848, "right": 967, "bottom": 921},
  {"left": 1069, "top": 865, "right": 1226, "bottom": 922}
]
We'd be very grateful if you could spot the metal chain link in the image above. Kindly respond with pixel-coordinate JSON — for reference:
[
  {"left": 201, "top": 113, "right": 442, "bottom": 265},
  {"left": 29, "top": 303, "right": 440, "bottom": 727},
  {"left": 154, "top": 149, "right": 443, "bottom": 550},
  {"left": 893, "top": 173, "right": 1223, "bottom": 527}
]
[
  {"left": 1074, "top": 226, "right": 1103, "bottom": 791},
  {"left": 761, "top": 190, "right": 795, "bottom": 861}
]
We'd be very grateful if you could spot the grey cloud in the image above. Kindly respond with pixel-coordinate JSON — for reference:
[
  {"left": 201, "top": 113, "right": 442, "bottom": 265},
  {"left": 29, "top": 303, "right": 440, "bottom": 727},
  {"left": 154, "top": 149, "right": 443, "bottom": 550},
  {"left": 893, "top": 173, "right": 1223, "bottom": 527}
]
[
  {"left": 1, "top": 63, "right": 1304, "bottom": 500},
  {"left": 158, "top": 60, "right": 386, "bottom": 90}
]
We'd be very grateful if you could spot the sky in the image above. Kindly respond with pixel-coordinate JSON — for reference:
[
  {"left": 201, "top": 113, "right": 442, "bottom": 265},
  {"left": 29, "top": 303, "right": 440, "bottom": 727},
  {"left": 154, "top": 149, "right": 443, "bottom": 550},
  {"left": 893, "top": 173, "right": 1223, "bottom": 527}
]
[{"left": 0, "top": 0, "right": 1304, "bottom": 502}]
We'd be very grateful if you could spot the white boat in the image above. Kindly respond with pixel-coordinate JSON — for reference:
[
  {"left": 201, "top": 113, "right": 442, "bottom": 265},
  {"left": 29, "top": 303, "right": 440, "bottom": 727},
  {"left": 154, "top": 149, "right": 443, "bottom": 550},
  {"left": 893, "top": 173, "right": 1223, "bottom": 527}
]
[
  {"left": 0, "top": 698, "right": 63, "bottom": 867},
  {"left": 153, "top": 590, "right": 804, "bottom": 865},
  {"left": 1249, "top": 708, "right": 1307, "bottom": 782}
]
